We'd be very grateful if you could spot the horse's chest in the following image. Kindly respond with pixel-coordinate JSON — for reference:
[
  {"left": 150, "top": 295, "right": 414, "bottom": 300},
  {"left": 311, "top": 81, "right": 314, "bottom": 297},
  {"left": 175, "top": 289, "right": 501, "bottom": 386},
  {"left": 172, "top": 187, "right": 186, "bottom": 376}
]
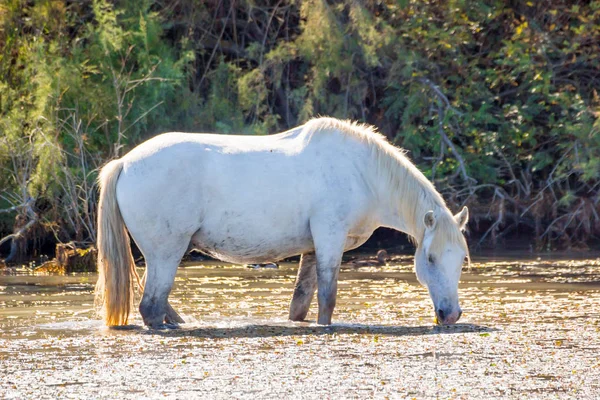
[{"left": 344, "top": 229, "right": 375, "bottom": 251}]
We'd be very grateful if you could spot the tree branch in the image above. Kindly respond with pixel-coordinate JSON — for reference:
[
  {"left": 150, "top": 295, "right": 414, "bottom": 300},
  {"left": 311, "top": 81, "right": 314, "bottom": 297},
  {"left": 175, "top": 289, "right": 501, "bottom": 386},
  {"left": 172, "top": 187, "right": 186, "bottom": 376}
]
[
  {"left": 419, "top": 78, "right": 464, "bottom": 117},
  {"left": 0, "top": 201, "right": 37, "bottom": 256},
  {"left": 435, "top": 103, "right": 476, "bottom": 185},
  {"left": 0, "top": 202, "right": 30, "bottom": 214}
]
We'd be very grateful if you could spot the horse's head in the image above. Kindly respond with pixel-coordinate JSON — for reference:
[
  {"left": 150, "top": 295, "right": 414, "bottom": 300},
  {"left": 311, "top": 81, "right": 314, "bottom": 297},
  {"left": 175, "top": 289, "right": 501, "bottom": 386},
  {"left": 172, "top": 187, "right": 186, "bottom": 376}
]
[{"left": 414, "top": 206, "right": 469, "bottom": 325}]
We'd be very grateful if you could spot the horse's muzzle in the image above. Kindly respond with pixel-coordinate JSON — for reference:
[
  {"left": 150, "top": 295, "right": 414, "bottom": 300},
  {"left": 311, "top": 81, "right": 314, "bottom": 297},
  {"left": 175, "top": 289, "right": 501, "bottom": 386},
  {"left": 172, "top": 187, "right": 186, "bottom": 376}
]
[{"left": 435, "top": 308, "right": 462, "bottom": 325}]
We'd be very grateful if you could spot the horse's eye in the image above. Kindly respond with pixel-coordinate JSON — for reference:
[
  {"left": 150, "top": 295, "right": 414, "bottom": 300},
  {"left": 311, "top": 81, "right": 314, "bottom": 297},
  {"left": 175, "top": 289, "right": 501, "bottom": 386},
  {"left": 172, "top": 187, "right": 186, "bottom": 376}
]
[{"left": 428, "top": 255, "right": 435, "bottom": 265}]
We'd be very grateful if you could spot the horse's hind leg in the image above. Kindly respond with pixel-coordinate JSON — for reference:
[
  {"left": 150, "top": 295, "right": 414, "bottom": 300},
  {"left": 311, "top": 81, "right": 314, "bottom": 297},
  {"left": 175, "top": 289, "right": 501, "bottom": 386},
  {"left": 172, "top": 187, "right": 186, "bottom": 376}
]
[
  {"left": 165, "top": 302, "right": 185, "bottom": 324},
  {"left": 139, "top": 271, "right": 184, "bottom": 324},
  {"left": 139, "top": 242, "right": 188, "bottom": 329},
  {"left": 289, "top": 253, "right": 317, "bottom": 321}
]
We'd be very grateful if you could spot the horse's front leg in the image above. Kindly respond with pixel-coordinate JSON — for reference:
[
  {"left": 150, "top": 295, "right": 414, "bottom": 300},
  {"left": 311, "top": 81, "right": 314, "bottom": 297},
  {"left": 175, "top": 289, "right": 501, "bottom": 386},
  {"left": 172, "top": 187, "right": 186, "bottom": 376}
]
[
  {"left": 289, "top": 253, "right": 317, "bottom": 321},
  {"left": 310, "top": 219, "right": 347, "bottom": 325}
]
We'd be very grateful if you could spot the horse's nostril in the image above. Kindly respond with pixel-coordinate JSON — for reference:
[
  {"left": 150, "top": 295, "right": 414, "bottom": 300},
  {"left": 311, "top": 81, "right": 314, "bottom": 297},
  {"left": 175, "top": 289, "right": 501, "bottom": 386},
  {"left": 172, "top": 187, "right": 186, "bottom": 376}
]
[{"left": 437, "top": 309, "right": 445, "bottom": 321}]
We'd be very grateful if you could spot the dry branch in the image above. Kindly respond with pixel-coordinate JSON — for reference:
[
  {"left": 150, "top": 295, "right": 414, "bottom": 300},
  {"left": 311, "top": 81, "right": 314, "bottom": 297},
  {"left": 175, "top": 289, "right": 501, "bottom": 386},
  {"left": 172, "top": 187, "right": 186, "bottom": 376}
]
[{"left": 0, "top": 200, "right": 37, "bottom": 261}]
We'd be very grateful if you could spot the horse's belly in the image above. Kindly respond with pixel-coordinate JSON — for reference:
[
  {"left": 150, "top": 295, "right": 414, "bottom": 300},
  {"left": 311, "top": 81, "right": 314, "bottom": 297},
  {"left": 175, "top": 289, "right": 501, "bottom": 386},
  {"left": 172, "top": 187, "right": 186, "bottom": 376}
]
[{"left": 191, "top": 226, "right": 313, "bottom": 264}]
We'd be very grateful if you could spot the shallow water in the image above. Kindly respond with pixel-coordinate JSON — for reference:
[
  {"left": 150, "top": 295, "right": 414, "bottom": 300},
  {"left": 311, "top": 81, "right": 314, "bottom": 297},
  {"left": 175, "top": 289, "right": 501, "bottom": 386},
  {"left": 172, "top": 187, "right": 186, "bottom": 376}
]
[{"left": 1, "top": 255, "right": 599, "bottom": 398}]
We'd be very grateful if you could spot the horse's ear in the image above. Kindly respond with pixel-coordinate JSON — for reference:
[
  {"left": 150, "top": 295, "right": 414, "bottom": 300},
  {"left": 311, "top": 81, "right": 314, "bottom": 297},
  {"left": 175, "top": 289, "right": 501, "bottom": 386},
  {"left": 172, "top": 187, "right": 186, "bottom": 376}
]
[
  {"left": 424, "top": 210, "right": 436, "bottom": 230},
  {"left": 454, "top": 206, "right": 469, "bottom": 230}
]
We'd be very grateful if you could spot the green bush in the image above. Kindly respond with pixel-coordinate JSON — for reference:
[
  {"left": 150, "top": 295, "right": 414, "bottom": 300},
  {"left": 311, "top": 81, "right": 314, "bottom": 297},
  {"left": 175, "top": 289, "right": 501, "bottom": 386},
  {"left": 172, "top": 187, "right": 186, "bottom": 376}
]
[{"left": 0, "top": 0, "right": 598, "bottom": 250}]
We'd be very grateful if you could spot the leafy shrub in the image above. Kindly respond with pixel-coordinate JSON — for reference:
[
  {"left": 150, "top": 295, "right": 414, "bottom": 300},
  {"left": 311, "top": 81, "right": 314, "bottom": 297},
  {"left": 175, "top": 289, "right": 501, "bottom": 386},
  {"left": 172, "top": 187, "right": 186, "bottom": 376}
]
[{"left": 0, "top": 0, "right": 598, "bottom": 250}]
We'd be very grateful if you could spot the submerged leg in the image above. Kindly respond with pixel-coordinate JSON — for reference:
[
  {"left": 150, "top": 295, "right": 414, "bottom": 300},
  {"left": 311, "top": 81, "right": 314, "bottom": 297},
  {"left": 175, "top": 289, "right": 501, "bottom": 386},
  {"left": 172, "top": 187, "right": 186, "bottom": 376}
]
[
  {"left": 289, "top": 253, "right": 317, "bottom": 321},
  {"left": 310, "top": 219, "right": 347, "bottom": 325}
]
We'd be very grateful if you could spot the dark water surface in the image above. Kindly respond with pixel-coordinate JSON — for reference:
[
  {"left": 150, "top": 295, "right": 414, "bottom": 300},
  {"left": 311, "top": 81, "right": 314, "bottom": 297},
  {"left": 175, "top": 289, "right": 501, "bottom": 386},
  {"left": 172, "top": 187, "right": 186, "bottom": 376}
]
[{"left": 1, "top": 254, "right": 599, "bottom": 398}]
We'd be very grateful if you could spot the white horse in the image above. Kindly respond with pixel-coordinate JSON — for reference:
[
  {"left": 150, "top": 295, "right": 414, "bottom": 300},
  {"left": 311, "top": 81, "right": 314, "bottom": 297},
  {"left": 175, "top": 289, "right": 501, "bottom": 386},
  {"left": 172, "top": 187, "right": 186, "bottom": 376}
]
[{"left": 96, "top": 117, "right": 469, "bottom": 329}]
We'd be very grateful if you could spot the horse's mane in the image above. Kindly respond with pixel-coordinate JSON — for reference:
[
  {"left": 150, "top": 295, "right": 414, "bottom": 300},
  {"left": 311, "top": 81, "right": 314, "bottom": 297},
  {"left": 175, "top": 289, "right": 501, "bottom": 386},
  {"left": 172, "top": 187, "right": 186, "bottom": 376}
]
[{"left": 303, "top": 117, "right": 468, "bottom": 257}]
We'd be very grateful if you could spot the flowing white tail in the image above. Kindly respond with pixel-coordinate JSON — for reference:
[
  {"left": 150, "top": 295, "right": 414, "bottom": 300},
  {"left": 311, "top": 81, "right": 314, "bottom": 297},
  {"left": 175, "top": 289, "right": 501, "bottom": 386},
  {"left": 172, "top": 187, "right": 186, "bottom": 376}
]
[{"left": 95, "top": 159, "right": 138, "bottom": 326}]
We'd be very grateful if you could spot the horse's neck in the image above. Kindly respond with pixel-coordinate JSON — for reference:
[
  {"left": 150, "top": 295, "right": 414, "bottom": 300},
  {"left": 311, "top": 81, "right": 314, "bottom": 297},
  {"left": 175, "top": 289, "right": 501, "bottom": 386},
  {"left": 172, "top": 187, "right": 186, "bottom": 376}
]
[
  {"left": 376, "top": 194, "right": 428, "bottom": 241},
  {"left": 370, "top": 152, "right": 444, "bottom": 242}
]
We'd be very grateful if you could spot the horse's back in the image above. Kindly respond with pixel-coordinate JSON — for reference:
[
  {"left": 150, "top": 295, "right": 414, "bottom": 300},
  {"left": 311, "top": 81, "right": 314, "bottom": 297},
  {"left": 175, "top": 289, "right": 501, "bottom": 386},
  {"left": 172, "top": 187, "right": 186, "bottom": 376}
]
[{"left": 118, "top": 124, "right": 363, "bottom": 202}]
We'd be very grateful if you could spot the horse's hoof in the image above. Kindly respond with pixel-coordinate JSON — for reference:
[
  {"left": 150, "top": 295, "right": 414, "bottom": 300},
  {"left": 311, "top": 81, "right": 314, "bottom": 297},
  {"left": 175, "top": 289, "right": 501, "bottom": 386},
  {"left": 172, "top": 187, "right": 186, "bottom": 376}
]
[
  {"left": 289, "top": 316, "right": 306, "bottom": 322},
  {"left": 148, "top": 323, "right": 180, "bottom": 330},
  {"left": 166, "top": 303, "right": 185, "bottom": 324},
  {"left": 246, "top": 262, "right": 279, "bottom": 269},
  {"left": 317, "top": 318, "right": 333, "bottom": 326}
]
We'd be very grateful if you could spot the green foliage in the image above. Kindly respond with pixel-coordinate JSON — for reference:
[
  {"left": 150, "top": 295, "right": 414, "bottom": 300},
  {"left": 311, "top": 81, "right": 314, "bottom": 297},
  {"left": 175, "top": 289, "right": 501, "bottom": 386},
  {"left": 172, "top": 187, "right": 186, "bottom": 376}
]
[
  {"left": 0, "top": 0, "right": 599, "bottom": 248},
  {"left": 0, "top": 0, "right": 194, "bottom": 242}
]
